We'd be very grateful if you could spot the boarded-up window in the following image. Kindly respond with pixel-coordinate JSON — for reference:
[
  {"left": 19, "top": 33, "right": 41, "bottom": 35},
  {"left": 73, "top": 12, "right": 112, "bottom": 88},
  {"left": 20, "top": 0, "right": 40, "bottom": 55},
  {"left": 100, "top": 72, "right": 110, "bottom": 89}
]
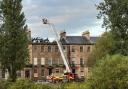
[
  {"left": 41, "top": 58, "right": 45, "bottom": 65},
  {"left": 34, "top": 58, "right": 37, "bottom": 65}
]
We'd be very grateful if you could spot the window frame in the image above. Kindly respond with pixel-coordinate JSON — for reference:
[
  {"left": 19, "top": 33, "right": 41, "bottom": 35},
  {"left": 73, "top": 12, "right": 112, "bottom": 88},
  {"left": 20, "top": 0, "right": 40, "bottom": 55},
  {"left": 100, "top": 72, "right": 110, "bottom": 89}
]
[
  {"left": 80, "top": 46, "right": 83, "bottom": 52},
  {"left": 48, "top": 46, "right": 52, "bottom": 52},
  {"left": 71, "top": 46, "right": 75, "bottom": 52}
]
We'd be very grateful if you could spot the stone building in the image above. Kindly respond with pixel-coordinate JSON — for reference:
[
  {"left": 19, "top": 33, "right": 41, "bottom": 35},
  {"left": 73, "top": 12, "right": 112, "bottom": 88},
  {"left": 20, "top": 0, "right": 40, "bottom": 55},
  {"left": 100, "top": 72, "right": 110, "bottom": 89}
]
[{"left": 21, "top": 31, "right": 98, "bottom": 81}]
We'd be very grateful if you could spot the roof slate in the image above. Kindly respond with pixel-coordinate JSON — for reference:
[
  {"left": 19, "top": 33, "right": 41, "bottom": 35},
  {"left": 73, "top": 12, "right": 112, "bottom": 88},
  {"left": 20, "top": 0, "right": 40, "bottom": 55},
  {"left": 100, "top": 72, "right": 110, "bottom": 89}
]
[
  {"left": 61, "top": 36, "right": 99, "bottom": 45},
  {"left": 31, "top": 36, "right": 99, "bottom": 45}
]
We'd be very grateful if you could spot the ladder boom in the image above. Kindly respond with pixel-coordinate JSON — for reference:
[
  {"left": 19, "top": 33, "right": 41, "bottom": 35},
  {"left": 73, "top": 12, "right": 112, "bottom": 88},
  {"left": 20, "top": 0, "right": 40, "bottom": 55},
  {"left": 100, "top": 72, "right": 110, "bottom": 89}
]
[{"left": 50, "top": 24, "right": 71, "bottom": 73}]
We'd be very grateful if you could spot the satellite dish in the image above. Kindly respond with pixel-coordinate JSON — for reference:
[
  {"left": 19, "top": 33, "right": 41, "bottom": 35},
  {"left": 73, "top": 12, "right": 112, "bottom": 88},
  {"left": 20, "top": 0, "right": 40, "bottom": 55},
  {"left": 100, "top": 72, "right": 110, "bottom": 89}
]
[{"left": 42, "top": 18, "right": 48, "bottom": 24}]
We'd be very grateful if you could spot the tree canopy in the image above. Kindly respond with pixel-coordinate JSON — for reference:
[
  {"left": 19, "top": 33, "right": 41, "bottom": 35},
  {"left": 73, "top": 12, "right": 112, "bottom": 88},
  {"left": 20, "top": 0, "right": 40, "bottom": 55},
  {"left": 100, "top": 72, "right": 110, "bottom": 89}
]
[
  {"left": 0, "top": 0, "right": 29, "bottom": 81},
  {"left": 88, "top": 54, "right": 128, "bottom": 89},
  {"left": 88, "top": 32, "right": 115, "bottom": 66},
  {"left": 97, "top": 0, "right": 128, "bottom": 55}
]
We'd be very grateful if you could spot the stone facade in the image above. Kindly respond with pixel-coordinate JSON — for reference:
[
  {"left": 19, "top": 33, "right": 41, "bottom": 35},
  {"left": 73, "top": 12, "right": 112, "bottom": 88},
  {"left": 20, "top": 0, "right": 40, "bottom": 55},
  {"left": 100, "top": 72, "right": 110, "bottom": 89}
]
[{"left": 21, "top": 31, "right": 98, "bottom": 81}]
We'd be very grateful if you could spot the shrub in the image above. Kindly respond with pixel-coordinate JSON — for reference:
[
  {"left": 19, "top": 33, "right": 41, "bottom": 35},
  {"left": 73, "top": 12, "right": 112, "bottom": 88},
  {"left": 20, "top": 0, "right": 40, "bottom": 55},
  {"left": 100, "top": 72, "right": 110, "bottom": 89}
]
[
  {"left": 88, "top": 54, "right": 128, "bottom": 89},
  {"left": 0, "top": 80, "right": 12, "bottom": 89}
]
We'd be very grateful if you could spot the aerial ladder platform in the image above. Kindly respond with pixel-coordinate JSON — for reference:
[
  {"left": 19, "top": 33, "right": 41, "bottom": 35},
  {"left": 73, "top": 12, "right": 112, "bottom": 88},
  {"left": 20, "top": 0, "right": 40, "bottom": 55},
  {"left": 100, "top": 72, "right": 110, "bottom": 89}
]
[{"left": 42, "top": 18, "right": 79, "bottom": 82}]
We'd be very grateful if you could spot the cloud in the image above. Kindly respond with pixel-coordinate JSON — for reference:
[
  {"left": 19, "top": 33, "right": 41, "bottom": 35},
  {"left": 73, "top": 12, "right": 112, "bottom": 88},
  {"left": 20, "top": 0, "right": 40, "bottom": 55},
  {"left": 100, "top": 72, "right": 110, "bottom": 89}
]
[{"left": 22, "top": 0, "right": 104, "bottom": 39}]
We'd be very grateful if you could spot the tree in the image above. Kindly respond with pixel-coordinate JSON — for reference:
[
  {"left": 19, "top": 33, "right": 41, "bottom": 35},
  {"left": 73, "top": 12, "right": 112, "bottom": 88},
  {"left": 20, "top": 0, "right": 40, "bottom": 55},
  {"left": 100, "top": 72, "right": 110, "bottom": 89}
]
[
  {"left": 88, "top": 32, "right": 115, "bottom": 67},
  {"left": 88, "top": 54, "right": 128, "bottom": 89},
  {"left": 0, "top": 0, "right": 29, "bottom": 82},
  {"left": 97, "top": 0, "right": 128, "bottom": 55}
]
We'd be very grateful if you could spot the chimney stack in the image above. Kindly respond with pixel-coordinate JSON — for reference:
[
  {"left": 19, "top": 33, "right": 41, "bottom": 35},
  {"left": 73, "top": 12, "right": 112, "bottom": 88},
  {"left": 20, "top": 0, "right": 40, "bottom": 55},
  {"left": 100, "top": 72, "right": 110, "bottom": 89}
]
[
  {"left": 27, "top": 29, "right": 31, "bottom": 41},
  {"left": 82, "top": 31, "right": 90, "bottom": 40},
  {"left": 60, "top": 31, "right": 66, "bottom": 40}
]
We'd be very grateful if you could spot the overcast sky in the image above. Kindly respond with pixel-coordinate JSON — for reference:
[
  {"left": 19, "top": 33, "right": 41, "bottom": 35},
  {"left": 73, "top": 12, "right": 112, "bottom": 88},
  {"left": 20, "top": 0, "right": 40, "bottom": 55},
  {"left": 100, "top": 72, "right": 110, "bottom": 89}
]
[{"left": 22, "top": 0, "right": 105, "bottom": 40}]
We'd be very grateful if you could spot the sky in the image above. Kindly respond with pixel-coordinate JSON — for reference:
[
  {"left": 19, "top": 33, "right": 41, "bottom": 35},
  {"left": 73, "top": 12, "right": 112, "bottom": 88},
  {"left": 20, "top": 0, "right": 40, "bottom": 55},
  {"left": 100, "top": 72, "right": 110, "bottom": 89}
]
[{"left": 22, "top": 0, "right": 105, "bottom": 40}]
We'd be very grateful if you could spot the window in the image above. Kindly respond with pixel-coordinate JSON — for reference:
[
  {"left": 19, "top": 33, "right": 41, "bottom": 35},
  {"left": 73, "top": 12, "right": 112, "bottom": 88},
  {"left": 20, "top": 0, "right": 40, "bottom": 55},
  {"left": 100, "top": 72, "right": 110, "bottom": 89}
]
[
  {"left": 48, "top": 58, "right": 52, "bottom": 66},
  {"left": 71, "top": 58, "right": 75, "bottom": 65},
  {"left": 48, "top": 46, "right": 52, "bottom": 52},
  {"left": 72, "top": 46, "right": 75, "bottom": 52},
  {"left": 34, "top": 45, "right": 37, "bottom": 50},
  {"left": 57, "top": 58, "right": 60, "bottom": 65},
  {"left": 80, "top": 58, "right": 84, "bottom": 65},
  {"left": 2, "top": 70, "right": 5, "bottom": 78},
  {"left": 34, "top": 58, "right": 37, "bottom": 65},
  {"left": 41, "top": 58, "right": 45, "bottom": 65},
  {"left": 34, "top": 69, "right": 37, "bottom": 73},
  {"left": 41, "top": 46, "right": 44, "bottom": 52},
  {"left": 55, "top": 46, "right": 58, "bottom": 52},
  {"left": 25, "top": 70, "right": 30, "bottom": 78},
  {"left": 34, "top": 69, "right": 38, "bottom": 77},
  {"left": 72, "top": 61, "right": 75, "bottom": 64},
  {"left": 87, "top": 46, "right": 91, "bottom": 52},
  {"left": 63, "top": 46, "right": 66, "bottom": 52},
  {"left": 41, "top": 69, "right": 45, "bottom": 76},
  {"left": 80, "top": 46, "right": 83, "bottom": 52},
  {"left": 63, "top": 46, "right": 65, "bottom": 50},
  {"left": 17, "top": 71, "right": 21, "bottom": 77},
  {"left": 52, "top": 59, "right": 58, "bottom": 65}
]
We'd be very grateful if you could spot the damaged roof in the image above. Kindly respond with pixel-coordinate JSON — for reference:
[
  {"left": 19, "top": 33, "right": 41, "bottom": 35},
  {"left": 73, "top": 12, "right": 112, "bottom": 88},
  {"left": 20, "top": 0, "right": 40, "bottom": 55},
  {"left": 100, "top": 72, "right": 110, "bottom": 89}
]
[{"left": 31, "top": 36, "right": 99, "bottom": 45}]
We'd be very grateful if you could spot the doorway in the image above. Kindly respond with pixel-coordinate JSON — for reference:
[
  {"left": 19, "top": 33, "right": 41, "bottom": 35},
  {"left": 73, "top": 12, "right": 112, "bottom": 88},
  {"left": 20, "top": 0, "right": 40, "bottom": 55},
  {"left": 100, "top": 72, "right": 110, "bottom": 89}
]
[
  {"left": 25, "top": 70, "right": 30, "bottom": 78},
  {"left": 72, "top": 68, "right": 76, "bottom": 74},
  {"left": 48, "top": 68, "right": 52, "bottom": 75}
]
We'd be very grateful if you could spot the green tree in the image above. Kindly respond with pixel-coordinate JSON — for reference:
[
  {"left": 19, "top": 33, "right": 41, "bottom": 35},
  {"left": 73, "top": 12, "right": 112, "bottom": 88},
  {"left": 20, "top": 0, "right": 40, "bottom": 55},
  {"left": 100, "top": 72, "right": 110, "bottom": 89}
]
[
  {"left": 0, "top": 0, "right": 29, "bottom": 82},
  {"left": 97, "top": 0, "right": 128, "bottom": 55},
  {"left": 88, "top": 54, "right": 128, "bottom": 89},
  {"left": 88, "top": 32, "right": 115, "bottom": 66}
]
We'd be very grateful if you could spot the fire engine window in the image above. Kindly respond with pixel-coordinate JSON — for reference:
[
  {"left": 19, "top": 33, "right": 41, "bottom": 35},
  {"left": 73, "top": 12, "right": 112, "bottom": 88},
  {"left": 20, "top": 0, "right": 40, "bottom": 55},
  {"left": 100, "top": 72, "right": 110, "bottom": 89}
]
[{"left": 55, "top": 68, "right": 59, "bottom": 73}]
